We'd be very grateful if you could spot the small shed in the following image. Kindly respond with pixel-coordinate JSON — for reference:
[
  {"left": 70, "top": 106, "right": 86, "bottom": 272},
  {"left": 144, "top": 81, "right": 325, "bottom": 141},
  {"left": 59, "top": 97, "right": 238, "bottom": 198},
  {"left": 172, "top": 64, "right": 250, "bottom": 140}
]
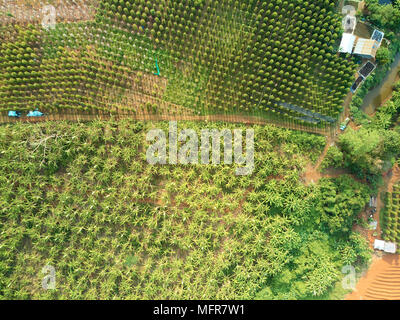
[
  {"left": 384, "top": 242, "right": 397, "bottom": 254},
  {"left": 374, "top": 239, "right": 385, "bottom": 250},
  {"left": 374, "top": 239, "right": 397, "bottom": 254},
  {"left": 339, "top": 33, "right": 356, "bottom": 54},
  {"left": 371, "top": 29, "right": 384, "bottom": 46},
  {"left": 369, "top": 196, "right": 377, "bottom": 208}
]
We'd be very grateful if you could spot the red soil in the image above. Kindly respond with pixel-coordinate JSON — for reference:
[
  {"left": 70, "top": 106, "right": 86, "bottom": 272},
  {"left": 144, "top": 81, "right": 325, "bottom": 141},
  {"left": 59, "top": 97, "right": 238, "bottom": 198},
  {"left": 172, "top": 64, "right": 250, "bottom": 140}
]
[
  {"left": 302, "top": 137, "right": 357, "bottom": 185},
  {"left": 346, "top": 254, "right": 400, "bottom": 300}
]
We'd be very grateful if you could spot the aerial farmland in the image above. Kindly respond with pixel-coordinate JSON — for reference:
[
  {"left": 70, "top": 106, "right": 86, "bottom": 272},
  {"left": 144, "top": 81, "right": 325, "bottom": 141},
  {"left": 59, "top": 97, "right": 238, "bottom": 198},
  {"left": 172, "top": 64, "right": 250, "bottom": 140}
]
[{"left": 1, "top": 0, "right": 400, "bottom": 304}]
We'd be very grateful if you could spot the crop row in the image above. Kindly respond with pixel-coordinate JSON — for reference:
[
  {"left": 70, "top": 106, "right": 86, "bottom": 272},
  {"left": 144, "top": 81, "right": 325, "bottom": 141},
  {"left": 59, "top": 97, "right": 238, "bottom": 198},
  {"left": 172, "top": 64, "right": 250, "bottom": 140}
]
[
  {"left": 0, "top": 0, "right": 355, "bottom": 129},
  {"left": 383, "top": 184, "right": 400, "bottom": 245}
]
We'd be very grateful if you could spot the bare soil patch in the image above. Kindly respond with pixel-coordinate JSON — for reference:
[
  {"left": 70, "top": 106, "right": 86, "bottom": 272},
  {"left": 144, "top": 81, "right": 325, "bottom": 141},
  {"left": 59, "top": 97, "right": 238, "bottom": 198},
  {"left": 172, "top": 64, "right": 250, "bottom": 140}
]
[
  {"left": 346, "top": 254, "right": 400, "bottom": 300},
  {"left": 0, "top": 0, "right": 97, "bottom": 25}
]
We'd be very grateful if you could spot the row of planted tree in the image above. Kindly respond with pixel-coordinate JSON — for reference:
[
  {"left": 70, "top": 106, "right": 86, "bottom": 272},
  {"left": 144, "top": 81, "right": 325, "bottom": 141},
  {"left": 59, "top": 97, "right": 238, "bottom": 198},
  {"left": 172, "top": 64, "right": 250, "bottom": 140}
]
[
  {"left": 0, "top": 0, "right": 356, "bottom": 131},
  {"left": 384, "top": 183, "right": 400, "bottom": 250}
]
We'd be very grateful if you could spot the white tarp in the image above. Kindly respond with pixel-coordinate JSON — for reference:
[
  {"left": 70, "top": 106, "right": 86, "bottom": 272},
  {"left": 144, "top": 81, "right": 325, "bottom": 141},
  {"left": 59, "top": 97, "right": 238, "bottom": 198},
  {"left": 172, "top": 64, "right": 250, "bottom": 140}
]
[
  {"left": 374, "top": 239, "right": 397, "bottom": 253},
  {"left": 374, "top": 239, "right": 385, "bottom": 251},
  {"left": 384, "top": 242, "right": 397, "bottom": 254},
  {"left": 339, "top": 33, "right": 356, "bottom": 54},
  {"left": 342, "top": 5, "right": 356, "bottom": 16}
]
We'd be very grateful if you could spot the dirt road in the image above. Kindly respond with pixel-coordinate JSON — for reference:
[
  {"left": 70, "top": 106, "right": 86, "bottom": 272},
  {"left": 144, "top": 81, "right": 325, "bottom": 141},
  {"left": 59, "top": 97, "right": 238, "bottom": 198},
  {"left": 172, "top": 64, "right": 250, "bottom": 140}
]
[{"left": 0, "top": 112, "right": 331, "bottom": 135}]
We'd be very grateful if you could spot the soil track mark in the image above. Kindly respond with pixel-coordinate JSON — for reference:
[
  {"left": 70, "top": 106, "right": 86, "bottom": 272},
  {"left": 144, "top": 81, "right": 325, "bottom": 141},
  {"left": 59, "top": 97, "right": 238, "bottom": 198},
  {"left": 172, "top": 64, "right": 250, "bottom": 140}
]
[
  {"left": 302, "top": 137, "right": 356, "bottom": 185},
  {"left": 346, "top": 254, "right": 400, "bottom": 300}
]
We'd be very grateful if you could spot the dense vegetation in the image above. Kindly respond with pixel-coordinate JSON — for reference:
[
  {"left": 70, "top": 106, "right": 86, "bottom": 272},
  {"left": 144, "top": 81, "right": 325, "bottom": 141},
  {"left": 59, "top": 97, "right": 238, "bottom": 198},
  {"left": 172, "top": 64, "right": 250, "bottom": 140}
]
[
  {"left": 364, "top": 0, "right": 400, "bottom": 32},
  {"left": 339, "top": 127, "right": 400, "bottom": 177},
  {"left": 325, "top": 74, "right": 400, "bottom": 191},
  {"left": 0, "top": 0, "right": 355, "bottom": 130},
  {"left": 0, "top": 120, "right": 371, "bottom": 299},
  {"left": 350, "top": 0, "right": 400, "bottom": 124}
]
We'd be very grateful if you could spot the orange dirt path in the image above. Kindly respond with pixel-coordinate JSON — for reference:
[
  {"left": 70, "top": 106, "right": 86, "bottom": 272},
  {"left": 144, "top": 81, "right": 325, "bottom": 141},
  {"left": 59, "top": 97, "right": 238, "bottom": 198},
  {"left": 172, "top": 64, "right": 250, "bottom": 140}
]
[
  {"left": 302, "top": 137, "right": 359, "bottom": 185},
  {"left": 346, "top": 254, "right": 400, "bottom": 300}
]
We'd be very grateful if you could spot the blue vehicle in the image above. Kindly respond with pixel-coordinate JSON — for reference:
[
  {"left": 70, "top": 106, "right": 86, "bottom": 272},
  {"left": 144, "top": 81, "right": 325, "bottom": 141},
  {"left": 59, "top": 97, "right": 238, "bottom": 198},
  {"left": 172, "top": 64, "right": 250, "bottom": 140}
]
[
  {"left": 27, "top": 109, "right": 44, "bottom": 117},
  {"left": 153, "top": 58, "right": 160, "bottom": 76},
  {"left": 8, "top": 111, "right": 21, "bottom": 117},
  {"left": 340, "top": 118, "right": 350, "bottom": 131}
]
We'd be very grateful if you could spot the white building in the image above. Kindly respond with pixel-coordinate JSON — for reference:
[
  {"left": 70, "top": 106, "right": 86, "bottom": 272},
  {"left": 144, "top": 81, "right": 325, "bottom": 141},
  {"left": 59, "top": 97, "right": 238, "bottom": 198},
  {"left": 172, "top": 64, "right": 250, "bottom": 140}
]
[
  {"left": 339, "top": 33, "right": 357, "bottom": 54},
  {"left": 374, "top": 239, "right": 397, "bottom": 254}
]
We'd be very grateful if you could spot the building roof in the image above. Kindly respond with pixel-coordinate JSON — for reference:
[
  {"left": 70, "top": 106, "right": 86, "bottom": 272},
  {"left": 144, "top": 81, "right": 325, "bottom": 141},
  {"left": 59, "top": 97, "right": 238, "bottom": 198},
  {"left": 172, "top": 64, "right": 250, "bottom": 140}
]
[
  {"left": 374, "top": 239, "right": 397, "bottom": 253},
  {"left": 374, "top": 239, "right": 385, "bottom": 250},
  {"left": 359, "top": 62, "right": 376, "bottom": 78},
  {"left": 339, "top": 33, "right": 356, "bottom": 54},
  {"left": 384, "top": 242, "right": 397, "bottom": 254},
  {"left": 350, "top": 75, "right": 364, "bottom": 93},
  {"left": 369, "top": 195, "right": 378, "bottom": 207},
  {"left": 371, "top": 29, "right": 384, "bottom": 45},
  {"left": 353, "top": 38, "right": 380, "bottom": 58}
]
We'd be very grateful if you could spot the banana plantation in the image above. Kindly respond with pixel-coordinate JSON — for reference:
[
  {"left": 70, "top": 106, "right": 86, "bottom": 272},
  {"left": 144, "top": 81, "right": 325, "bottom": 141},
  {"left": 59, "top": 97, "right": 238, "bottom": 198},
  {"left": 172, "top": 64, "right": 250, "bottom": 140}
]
[{"left": 0, "top": 120, "right": 371, "bottom": 299}]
